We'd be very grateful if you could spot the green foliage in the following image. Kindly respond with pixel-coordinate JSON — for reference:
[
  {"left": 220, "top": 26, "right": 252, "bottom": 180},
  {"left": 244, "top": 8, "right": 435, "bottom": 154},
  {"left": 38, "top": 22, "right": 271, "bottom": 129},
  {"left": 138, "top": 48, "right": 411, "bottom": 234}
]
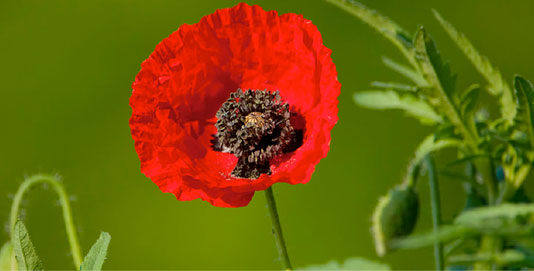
[
  {"left": 370, "top": 81, "right": 417, "bottom": 91},
  {"left": 403, "top": 134, "right": 460, "bottom": 187},
  {"left": 13, "top": 220, "right": 44, "bottom": 271},
  {"left": 499, "top": 76, "right": 534, "bottom": 192},
  {"left": 0, "top": 242, "right": 13, "bottom": 270},
  {"left": 454, "top": 203, "right": 534, "bottom": 234},
  {"left": 459, "top": 84, "right": 481, "bottom": 118},
  {"left": 513, "top": 76, "right": 534, "bottom": 149},
  {"left": 391, "top": 204, "right": 534, "bottom": 250},
  {"left": 390, "top": 225, "right": 472, "bottom": 250},
  {"left": 353, "top": 90, "right": 442, "bottom": 124},
  {"left": 329, "top": 0, "right": 534, "bottom": 269},
  {"left": 413, "top": 27, "right": 475, "bottom": 145},
  {"left": 298, "top": 257, "right": 391, "bottom": 270},
  {"left": 80, "top": 232, "right": 111, "bottom": 271},
  {"left": 372, "top": 185, "right": 419, "bottom": 256},
  {"left": 381, "top": 56, "right": 426, "bottom": 86},
  {"left": 448, "top": 250, "right": 534, "bottom": 267},
  {"left": 413, "top": 135, "right": 460, "bottom": 166},
  {"left": 433, "top": 10, "right": 517, "bottom": 123}
]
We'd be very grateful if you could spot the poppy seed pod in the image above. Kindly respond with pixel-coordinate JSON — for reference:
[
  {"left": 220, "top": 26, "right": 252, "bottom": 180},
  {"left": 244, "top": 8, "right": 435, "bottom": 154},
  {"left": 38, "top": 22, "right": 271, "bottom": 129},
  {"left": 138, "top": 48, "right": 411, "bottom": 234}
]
[{"left": 372, "top": 185, "right": 419, "bottom": 256}]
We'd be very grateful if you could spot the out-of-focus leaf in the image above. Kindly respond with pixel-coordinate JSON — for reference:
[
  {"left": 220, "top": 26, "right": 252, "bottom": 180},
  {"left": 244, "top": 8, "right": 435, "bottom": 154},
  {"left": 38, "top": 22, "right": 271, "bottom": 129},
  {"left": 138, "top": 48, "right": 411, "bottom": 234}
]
[
  {"left": 455, "top": 203, "right": 534, "bottom": 226},
  {"left": 433, "top": 10, "right": 516, "bottom": 123},
  {"left": 509, "top": 186, "right": 532, "bottom": 203},
  {"left": 455, "top": 203, "right": 534, "bottom": 236},
  {"left": 503, "top": 76, "right": 534, "bottom": 192},
  {"left": 354, "top": 90, "right": 442, "bottom": 124},
  {"left": 390, "top": 225, "right": 472, "bottom": 250},
  {"left": 513, "top": 76, "right": 534, "bottom": 149},
  {"left": 13, "top": 220, "right": 43, "bottom": 271},
  {"left": 448, "top": 250, "right": 534, "bottom": 267},
  {"left": 462, "top": 183, "right": 486, "bottom": 210},
  {"left": 392, "top": 204, "right": 534, "bottom": 250},
  {"left": 298, "top": 257, "right": 391, "bottom": 270},
  {"left": 434, "top": 123, "right": 460, "bottom": 141},
  {"left": 413, "top": 27, "right": 477, "bottom": 146},
  {"left": 324, "top": 0, "right": 415, "bottom": 65},
  {"left": 413, "top": 134, "right": 460, "bottom": 166},
  {"left": 403, "top": 134, "right": 460, "bottom": 187},
  {"left": 372, "top": 185, "right": 419, "bottom": 256},
  {"left": 371, "top": 81, "right": 417, "bottom": 91},
  {"left": 460, "top": 84, "right": 480, "bottom": 117},
  {"left": 0, "top": 242, "right": 13, "bottom": 271},
  {"left": 80, "top": 232, "right": 111, "bottom": 271},
  {"left": 381, "top": 56, "right": 426, "bottom": 86},
  {"left": 444, "top": 155, "right": 487, "bottom": 168}
]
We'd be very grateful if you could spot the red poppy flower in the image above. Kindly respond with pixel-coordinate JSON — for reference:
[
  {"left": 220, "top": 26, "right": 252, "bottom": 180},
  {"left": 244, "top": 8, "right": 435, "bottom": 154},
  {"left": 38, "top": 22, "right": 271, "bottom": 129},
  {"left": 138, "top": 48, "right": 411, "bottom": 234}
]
[{"left": 130, "top": 3, "right": 340, "bottom": 207}]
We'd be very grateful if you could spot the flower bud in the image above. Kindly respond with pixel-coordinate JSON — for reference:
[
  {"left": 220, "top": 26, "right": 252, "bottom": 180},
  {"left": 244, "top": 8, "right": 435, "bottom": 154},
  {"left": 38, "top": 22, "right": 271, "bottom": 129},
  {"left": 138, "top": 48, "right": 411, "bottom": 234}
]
[{"left": 372, "top": 185, "right": 419, "bottom": 256}]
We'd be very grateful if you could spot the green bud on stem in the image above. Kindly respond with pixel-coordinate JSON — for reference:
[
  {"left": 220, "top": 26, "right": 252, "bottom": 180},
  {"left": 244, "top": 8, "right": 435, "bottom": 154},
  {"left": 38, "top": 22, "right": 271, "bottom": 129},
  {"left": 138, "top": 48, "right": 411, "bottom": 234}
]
[{"left": 372, "top": 185, "right": 419, "bottom": 256}]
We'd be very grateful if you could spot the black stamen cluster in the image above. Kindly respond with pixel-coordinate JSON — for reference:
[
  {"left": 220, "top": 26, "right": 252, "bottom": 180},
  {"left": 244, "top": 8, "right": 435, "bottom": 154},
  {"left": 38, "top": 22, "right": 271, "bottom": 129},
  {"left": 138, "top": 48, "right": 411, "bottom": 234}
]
[{"left": 212, "top": 89, "right": 295, "bottom": 179}]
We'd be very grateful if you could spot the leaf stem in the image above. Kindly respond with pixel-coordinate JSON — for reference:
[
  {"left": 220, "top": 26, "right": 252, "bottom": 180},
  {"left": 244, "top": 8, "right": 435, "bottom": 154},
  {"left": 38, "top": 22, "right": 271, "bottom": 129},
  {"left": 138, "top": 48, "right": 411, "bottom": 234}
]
[
  {"left": 425, "top": 156, "right": 444, "bottom": 270},
  {"left": 9, "top": 174, "right": 83, "bottom": 269},
  {"left": 264, "top": 186, "right": 292, "bottom": 271},
  {"left": 473, "top": 158, "right": 502, "bottom": 270}
]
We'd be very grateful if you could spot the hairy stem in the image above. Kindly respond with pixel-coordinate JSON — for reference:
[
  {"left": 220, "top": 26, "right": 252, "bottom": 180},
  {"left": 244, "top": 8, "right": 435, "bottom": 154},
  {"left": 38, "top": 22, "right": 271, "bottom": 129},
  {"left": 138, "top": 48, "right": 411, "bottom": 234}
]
[
  {"left": 264, "top": 186, "right": 292, "bottom": 271},
  {"left": 9, "top": 174, "right": 83, "bottom": 269},
  {"left": 425, "top": 156, "right": 444, "bottom": 270}
]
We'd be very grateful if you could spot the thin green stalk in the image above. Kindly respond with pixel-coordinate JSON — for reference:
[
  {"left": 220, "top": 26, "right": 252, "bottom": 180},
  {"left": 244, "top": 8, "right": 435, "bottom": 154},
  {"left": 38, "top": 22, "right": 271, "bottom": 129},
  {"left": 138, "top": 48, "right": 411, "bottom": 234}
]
[
  {"left": 474, "top": 158, "right": 497, "bottom": 205},
  {"left": 425, "top": 156, "right": 444, "bottom": 270},
  {"left": 9, "top": 174, "right": 83, "bottom": 269},
  {"left": 264, "top": 186, "right": 292, "bottom": 271},
  {"left": 473, "top": 158, "right": 501, "bottom": 271}
]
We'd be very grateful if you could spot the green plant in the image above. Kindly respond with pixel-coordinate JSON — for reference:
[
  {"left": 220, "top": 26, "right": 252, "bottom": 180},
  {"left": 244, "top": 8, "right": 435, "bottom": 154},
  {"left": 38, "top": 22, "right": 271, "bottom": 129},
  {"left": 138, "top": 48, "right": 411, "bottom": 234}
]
[
  {"left": 326, "top": 0, "right": 534, "bottom": 270},
  {"left": 0, "top": 174, "right": 111, "bottom": 270}
]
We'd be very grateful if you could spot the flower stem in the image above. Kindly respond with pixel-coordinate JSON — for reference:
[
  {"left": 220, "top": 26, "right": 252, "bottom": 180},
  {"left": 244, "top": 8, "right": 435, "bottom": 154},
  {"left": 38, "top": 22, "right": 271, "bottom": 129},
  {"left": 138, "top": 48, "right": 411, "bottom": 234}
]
[
  {"left": 9, "top": 174, "right": 83, "bottom": 269},
  {"left": 425, "top": 156, "right": 444, "bottom": 271},
  {"left": 264, "top": 186, "right": 292, "bottom": 271}
]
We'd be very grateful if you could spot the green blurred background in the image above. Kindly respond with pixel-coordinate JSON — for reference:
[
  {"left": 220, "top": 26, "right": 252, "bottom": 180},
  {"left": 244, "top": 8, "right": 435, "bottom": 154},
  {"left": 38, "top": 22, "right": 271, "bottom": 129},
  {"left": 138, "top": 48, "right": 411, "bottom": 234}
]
[{"left": 1, "top": 0, "right": 533, "bottom": 269}]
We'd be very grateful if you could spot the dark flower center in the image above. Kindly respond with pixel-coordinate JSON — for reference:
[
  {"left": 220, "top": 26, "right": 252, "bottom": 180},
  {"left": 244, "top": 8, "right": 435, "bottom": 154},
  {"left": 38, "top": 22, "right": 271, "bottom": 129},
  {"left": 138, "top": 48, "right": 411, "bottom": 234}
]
[{"left": 212, "top": 89, "right": 301, "bottom": 179}]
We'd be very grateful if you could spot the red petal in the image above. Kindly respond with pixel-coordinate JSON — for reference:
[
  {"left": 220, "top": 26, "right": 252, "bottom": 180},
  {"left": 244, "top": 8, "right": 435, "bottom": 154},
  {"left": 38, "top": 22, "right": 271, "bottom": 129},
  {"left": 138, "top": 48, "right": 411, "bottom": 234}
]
[{"left": 130, "top": 3, "right": 340, "bottom": 207}]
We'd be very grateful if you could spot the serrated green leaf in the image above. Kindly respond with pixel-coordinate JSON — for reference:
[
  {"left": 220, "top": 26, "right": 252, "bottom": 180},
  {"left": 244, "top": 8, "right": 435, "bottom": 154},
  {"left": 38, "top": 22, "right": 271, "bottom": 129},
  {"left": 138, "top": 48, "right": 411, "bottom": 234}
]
[
  {"left": 13, "top": 220, "right": 43, "bottom": 271},
  {"left": 381, "top": 56, "right": 427, "bottom": 86},
  {"left": 354, "top": 90, "right": 442, "bottom": 125},
  {"left": 513, "top": 76, "right": 534, "bottom": 149},
  {"left": 414, "top": 27, "right": 457, "bottom": 95},
  {"left": 298, "top": 257, "right": 391, "bottom": 270},
  {"left": 0, "top": 242, "right": 13, "bottom": 271},
  {"left": 433, "top": 10, "right": 516, "bottom": 123},
  {"left": 324, "top": 0, "right": 415, "bottom": 65},
  {"left": 460, "top": 84, "right": 481, "bottom": 117},
  {"left": 413, "top": 27, "right": 477, "bottom": 145},
  {"left": 497, "top": 76, "right": 534, "bottom": 192},
  {"left": 80, "top": 232, "right": 111, "bottom": 271}
]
